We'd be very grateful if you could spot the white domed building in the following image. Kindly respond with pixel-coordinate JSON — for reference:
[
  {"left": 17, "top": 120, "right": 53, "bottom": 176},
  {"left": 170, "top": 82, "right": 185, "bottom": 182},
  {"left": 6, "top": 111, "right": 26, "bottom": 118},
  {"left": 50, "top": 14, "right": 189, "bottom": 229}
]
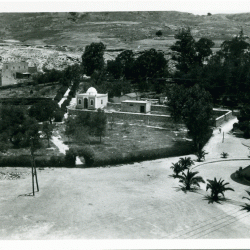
[{"left": 76, "top": 87, "right": 108, "bottom": 110}]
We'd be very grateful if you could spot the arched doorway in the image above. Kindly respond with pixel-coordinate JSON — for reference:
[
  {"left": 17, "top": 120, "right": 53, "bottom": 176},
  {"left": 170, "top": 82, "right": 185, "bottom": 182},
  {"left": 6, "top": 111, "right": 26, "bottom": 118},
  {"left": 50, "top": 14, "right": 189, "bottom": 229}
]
[{"left": 84, "top": 98, "right": 88, "bottom": 109}]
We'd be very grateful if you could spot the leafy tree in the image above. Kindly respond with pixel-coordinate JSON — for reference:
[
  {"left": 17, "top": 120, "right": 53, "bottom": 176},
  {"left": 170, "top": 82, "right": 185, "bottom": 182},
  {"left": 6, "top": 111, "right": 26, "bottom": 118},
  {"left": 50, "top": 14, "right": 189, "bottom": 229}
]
[
  {"left": 181, "top": 85, "right": 213, "bottom": 150},
  {"left": 195, "top": 38, "right": 215, "bottom": 66},
  {"left": 0, "top": 105, "right": 27, "bottom": 147},
  {"left": 29, "top": 100, "right": 61, "bottom": 124},
  {"left": 90, "top": 108, "right": 107, "bottom": 143},
  {"left": 81, "top": 42, "right": 106, "bottom": 76},
  {"left": 177, "top": 169, "right": 205, "bottom": 191},
  {"left": 206, "top": 178, "right": 234, "bottom": 202},
  {"left": 107, "top": 50, "right": 135, "bottom": 80},
  {"left": 170, "top": 27, "right": 197, "bottom": 73},
  {"left": 42, "top": 121, "right": 54, "bottom": 147},
  {"left": 167, "top": 84, "right": 187, "bottom": 124},
  {"left": 167, "top": 84, "right": 213, "bottom": 150},
  {"left": 132, "top": 48, "right": 168, "bottom": 91}
]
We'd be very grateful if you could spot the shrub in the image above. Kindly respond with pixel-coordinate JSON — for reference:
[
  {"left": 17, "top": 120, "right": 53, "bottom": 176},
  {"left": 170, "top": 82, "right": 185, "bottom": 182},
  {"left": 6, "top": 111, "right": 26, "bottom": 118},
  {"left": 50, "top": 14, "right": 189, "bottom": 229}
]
[
  {"left": 54, "top": 109, "right": 65, "bottom": 122},
  {"left": 156, "top": 30, "right": 163, "bottom": 37},
  {"left": 65, "top": 148, "right": 77, "bottom": 167},
  {"left": 76, "top": 146, "right": 95, "bottom": 167},
  {"left": 221, "top": 152, "right": 229, "bottom": 158}
]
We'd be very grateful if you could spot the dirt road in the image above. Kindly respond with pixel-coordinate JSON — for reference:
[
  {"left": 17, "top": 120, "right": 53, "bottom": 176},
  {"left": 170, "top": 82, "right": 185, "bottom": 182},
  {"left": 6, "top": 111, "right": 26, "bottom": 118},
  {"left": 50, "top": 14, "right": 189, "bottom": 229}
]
[{"left": 0, "top": 117, "right": 250, "bottom": 240}]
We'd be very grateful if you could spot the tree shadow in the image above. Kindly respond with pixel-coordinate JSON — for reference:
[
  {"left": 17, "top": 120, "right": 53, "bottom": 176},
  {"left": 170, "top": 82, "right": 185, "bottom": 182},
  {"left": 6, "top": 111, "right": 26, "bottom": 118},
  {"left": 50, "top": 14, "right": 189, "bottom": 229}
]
[
  {"left": 241, "top": 204, "right": 250, "bottom": 212},
  {"left": 173, "top": 185, "right": 200, "bottom": 194},
  {"left": 203, "top": 194, "right": 231, "bottom": 204}
]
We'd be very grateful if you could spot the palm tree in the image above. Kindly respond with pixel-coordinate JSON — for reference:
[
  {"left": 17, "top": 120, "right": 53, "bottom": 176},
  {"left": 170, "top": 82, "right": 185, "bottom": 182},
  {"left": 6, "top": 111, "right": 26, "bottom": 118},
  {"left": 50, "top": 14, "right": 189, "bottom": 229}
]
[
  {"left": 179, "top": 157, "right": 194, "bottom": 170},
  {"left": 242, "top": 190, "right": 250, "bottom": 211},
  {"left": 177, "top": 169, "right": 205, "bottom": 191},
  {"left": 195, "top": 149, "right": 208, "bottom": 162},
  {"left": 171, "top": 162, "right": 183, "bottom": 177},
  {"left": 206, "top": 178, "right": 234, "bottom": 201}
]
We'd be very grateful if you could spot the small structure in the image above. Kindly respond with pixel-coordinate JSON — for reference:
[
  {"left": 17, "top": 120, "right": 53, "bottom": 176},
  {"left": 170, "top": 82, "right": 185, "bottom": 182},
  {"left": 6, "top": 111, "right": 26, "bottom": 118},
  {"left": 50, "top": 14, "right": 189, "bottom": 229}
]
[
  {"left": 112, "top": 92, "right": 140, "bottom": 103},
  {"left": 1, "top": 61, "right": 37, "bottom": 86},
  {"left": 76, "top": 87, "right": 108, "bottom": 110},
  {"left": 121, "top": 100, "right": 151, "bottom": 113}
]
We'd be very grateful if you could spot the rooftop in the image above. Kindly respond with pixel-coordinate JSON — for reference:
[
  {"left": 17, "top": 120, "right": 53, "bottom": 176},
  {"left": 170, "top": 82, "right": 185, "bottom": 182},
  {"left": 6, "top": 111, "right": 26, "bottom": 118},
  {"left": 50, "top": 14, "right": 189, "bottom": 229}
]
[{"left": 122, "top": 100, "right": 148, "bottom": 104}]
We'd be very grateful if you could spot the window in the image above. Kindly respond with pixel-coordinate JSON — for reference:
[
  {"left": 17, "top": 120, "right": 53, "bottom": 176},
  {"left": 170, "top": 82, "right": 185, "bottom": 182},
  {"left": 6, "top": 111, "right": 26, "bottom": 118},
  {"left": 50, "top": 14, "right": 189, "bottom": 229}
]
[
  {"left": 129, "top": 104, "right": 133, "bottom": 106},
  {"left": 101, "top": 99, "right": 103, "bottom": 104},
  {"left": 78, "top": 99, "right": 81, "bottom": 105},
  {"left": 90, "top": 100, "right": 94, "bottom": 106},
  {"left": 6, "top": 65, "right": 8, "bottom": 69}
]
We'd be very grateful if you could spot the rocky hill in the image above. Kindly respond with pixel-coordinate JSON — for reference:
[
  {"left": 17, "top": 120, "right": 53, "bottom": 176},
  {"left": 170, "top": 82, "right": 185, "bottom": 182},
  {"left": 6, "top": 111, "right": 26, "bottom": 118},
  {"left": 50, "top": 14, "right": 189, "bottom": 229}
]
[{"left": 0, "top": 11, "right": 249, "bottom": 71}]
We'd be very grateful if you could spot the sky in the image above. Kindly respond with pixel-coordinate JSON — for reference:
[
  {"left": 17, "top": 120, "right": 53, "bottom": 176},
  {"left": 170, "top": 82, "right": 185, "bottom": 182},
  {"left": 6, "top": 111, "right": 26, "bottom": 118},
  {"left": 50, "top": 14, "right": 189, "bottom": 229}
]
[{"left": 0, "top": 0, "right": 249, "bottom": 15}]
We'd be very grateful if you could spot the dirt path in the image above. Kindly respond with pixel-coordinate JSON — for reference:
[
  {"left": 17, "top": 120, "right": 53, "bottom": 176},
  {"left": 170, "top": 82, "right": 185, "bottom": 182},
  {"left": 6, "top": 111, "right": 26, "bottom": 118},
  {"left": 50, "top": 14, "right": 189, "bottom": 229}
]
[{"left": 1, "top": 117, "right": 250, "bottom": 240}]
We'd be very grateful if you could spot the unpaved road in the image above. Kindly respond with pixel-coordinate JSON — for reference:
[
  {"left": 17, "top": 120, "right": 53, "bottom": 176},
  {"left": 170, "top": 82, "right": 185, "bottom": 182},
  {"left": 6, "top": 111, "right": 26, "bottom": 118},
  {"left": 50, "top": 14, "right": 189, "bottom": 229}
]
[{"left": 0, "top": 117, "right": 250, "bottom": 239}]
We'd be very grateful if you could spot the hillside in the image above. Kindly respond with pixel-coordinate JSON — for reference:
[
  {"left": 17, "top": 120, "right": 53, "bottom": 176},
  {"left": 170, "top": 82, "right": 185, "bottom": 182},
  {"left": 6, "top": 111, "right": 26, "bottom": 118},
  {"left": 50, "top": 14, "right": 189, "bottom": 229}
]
[{"left": 0, "top": 11, "right": 249, "bottom": 71}]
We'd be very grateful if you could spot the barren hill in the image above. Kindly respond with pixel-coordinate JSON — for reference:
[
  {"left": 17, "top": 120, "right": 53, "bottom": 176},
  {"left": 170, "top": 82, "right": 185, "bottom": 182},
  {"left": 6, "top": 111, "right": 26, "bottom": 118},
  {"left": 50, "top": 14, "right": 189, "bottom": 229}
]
[{"left": 0, "top": 11, "right": 249, "bottom": 71}]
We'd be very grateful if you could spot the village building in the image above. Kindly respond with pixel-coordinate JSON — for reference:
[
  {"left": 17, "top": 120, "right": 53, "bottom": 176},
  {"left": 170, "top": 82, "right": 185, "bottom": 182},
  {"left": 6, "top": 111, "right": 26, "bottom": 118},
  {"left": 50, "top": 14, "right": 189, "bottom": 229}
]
[
  {"left": 111, "top": 92, "right": 140, "bottom": 103},
  {"left": 1, "top": 61, "right": 37, "bottom": 86},
  {"left": 76, "top": 87, "right": 108, "bottom": 110},
  {"left": 121, "top": 100, "right": 151, "bottom": 113}
]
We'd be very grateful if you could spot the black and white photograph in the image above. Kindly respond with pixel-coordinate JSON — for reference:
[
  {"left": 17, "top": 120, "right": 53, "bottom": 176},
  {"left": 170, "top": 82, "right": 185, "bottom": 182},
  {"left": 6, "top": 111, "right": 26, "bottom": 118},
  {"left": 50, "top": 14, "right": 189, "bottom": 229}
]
[{"left": 0, "top": 0, "right": 250, "bottom": 248}]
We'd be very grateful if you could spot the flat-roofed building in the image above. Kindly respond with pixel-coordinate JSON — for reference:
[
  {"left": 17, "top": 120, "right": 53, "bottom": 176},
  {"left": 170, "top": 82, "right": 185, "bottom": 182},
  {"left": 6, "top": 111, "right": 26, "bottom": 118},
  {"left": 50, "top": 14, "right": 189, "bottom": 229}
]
[{"left": 121, "top": 100, "right": 151, "bottom": 113}]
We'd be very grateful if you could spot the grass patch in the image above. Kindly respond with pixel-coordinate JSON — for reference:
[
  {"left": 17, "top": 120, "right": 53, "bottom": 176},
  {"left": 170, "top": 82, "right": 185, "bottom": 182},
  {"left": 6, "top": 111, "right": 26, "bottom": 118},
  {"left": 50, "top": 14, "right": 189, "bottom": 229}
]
[{"left": 58, "top": 119, "right": 194, "bottom": 167}]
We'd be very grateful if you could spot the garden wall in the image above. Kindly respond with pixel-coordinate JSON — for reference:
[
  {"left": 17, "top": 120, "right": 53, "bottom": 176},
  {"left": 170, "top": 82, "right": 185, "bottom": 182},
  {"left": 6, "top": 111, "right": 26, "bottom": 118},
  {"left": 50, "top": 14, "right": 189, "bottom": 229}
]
[
  {"left": 0, "top": 97, "right": 53, "bottom": 105},
  {"left": 214, "top": 109, "right": 233, "bottom": 127},
  {"left": 107, "top": 102, "right": 169, "bottom": 113},
  {"left": 68, "top": 107, "right": 172, "bottom": 123}
]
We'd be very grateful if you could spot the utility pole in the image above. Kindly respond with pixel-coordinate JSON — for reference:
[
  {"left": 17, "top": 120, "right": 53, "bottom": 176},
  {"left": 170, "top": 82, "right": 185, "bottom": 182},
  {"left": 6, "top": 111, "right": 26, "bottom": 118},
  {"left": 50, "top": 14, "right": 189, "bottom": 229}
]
[{"left": 31, "top": 138, "right": 39, "bottom": 196}]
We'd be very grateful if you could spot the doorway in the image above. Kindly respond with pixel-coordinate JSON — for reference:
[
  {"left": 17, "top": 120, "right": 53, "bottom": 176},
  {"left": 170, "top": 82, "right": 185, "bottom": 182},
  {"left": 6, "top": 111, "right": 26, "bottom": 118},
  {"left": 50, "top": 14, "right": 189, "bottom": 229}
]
[
  {"left": 140, "top": 105, "right": 145, "bottom": 113},
  {"left": 84, "top": 98, "right": 88, "bottom": 109}
]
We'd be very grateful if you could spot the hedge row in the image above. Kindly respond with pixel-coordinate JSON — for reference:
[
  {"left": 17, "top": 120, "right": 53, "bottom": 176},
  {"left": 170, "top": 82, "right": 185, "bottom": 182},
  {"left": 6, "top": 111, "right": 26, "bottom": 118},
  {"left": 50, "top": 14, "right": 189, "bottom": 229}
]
[
  {"left": 92, "top": 141, "right": 195, "bottom": 167},
  {"left": 0, "top": 155, "right": 66, "bottom": 167}
]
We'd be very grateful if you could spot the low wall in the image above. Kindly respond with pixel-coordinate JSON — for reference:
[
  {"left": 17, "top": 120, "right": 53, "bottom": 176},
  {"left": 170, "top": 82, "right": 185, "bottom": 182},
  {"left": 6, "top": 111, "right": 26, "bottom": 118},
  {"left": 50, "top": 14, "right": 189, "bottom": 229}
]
[
  {"left": 68, "top": 106, "right": 171, "bottom": 123},
  {"left": 214, "top": 109, "right": 233, "bottom": 127},
  {"left": 107, "top": 102, "right": 169, "bottom": 113}
]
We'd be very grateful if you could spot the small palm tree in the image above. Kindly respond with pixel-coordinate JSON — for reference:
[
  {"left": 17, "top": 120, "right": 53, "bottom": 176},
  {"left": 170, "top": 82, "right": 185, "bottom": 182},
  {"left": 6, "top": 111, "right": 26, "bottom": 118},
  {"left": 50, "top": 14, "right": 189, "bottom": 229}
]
[
  {"left": 177, "top": 169, "right": 205, "bottom": 191},
  {"left": 206, "top": 178, "right": 234, "bottom": 201},
  {"left": 179, "top": 157, "right": 194, "bottom": 170},
  {"left": 221, "top": 152, "right": 229, "bottom": 158},
  {"left": 242, "top": 190, "right": 250, "bottom": 211},
  {"left": 195, "top": 149, "right": 208, "bottom": 162},
  {"left": 171, "top": 162, "right": 183, "bottom": 177}
]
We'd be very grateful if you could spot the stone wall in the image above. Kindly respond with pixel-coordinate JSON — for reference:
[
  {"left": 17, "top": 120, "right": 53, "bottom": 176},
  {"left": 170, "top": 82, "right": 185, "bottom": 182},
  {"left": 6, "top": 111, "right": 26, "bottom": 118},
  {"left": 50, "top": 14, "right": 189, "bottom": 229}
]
[
  {"left": 68, "top": 107, "right": 171, "bottom": 124},
  {"left": 214, "top": 109, "right": 233, "bottom": 127}
]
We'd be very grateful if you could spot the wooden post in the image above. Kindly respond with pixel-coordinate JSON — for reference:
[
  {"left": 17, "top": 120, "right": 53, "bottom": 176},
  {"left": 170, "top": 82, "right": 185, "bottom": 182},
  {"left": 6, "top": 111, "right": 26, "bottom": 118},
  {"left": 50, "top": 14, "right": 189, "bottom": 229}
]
[
  {"left": 33, "top": 156, "right": 39, "bottom": 192},
  {"left": 32, "top": 165, "right": 34, "bottom": 196},
  {"left": 222, "top": 132, "right": 224, "bottom": 143}
]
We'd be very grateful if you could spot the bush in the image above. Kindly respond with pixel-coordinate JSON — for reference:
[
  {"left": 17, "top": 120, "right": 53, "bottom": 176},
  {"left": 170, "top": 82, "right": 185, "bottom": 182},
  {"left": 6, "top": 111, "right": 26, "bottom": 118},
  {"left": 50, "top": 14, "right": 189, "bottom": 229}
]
[
  {"left": 65, "top": 148, "right": 77, "bottom": 167},
  {"left": 54, "top": 109, "right": 65, "bottom": 122},
  {"left": 156, "top": 30, "right": 163, "bottom": 37},
  {"left": 76, "top": 146, "right": 95, "bottom": 167},
  {"left": 61, "top": 99, "right": 71, "bottom": 112}
]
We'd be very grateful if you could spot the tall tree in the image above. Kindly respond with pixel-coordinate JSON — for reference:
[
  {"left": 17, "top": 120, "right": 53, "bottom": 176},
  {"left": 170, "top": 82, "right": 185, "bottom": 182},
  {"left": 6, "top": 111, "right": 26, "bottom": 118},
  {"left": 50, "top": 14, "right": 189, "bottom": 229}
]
[
  {"left": 29, "top": 100, "right": 61, "bottom": 124},
  {"left": 167, "top": 84, "right": 213, "bottom": 150},
  {"left": 170, "top": 27, "right": 196, "bottom": 73},
  {"left": 182, "top": 85, "right": 213, "bottom": 150},
  {"left": 90, "top": 108, "right": 107, "bottom": 143},
  {"left": 82, "top": 42, "right": 106, "bottom": 76},
  {"left": 132, "top": 48, "right": 168, "bottom": 91}
]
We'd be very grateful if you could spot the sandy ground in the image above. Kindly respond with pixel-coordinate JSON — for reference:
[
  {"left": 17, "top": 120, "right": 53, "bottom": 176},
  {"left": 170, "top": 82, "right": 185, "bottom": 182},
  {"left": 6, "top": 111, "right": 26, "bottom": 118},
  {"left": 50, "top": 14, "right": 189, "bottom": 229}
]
[{"left": 0, "top": 117, "right": 250, "bottom": 240}]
